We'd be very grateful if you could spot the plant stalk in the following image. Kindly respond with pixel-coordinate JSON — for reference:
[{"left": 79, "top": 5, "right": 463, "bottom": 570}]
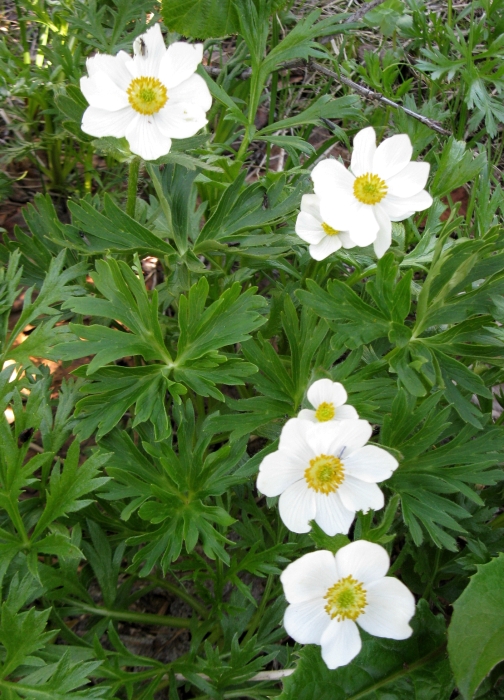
[{"left": 126, "top": 157, "right": 141, "bottom": 218}]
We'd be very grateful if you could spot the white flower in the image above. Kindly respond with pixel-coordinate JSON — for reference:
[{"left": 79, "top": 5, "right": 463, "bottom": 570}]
[
  {"left": 311, "top": 126, "right": 432, "bottom": 259},
  {"left": 256, "top": 419, "right": 398, "bottom": 535},
  {"left": 298, "top": 378, "right": 358, "bottom": 423},
  {"left": 80, "top": 24, "right": 212, "bottom": 161},
  {"left": 281, "top": 541, "right": 415, "bottom": 669},
  {"left": 295, "top": 194, "right": 357, "bottom": 260}
]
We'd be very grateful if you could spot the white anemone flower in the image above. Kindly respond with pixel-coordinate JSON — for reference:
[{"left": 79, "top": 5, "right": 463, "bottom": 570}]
[
  {"left": 256, "top": 419, "right": 398, "bottom": 535},
  {"left": 281, "top": 541, "right": 415, "bottom": 669},
  {"left": 80, "top": 24, "right": 212, "bottom": 161},
  {"left": 298, "top": 378, "right": 358, "bottom": 423},
  {"left": 295, "top": 194, "right": 357, "bottom": 260},
  {"left": 311, "top": 126, "right": 433, "bottom": 259}
]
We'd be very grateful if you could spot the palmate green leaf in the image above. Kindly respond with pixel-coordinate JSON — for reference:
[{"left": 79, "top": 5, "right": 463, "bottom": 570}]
[
  {"left": 58, "top": 257, "right": 173, "bottom": 373},
  {"left": 383, "top": 392, "right": 504, "bottom": 550},
  {"left": 430, "top": 138, "right": 486, "bottom": 199},
  {"left": 1, "top": 250, "right": 87, "bottom": 366},
  {"left": 6, "top": 321, "right": 75, "bottom": 369},
  {"left": 31, "top": 440, "right": 109, "bottom": 540},
  {"left": 175, "top": 277, "right": 267, "bottom": 363},
  {"left": 162, "top": 0, "right": 287, "bottom": 38},
  {"left": 0, "top": 574, "right": 53, "bottom": 680},
  {"left": 3, "top": 652, "right": 106, "bottom": 699},
  {"left": 207, "top": 300, "right": 330, "bottom": 439},
  {"left": 61, "top": 195, "right": 176, "bottom": 257},
  {"left": 100, "top": 404, "right": 248, "bottom": 572},
  {"left": 58, "top": 261, "right": 265, "bottom": 435},
  {"left": 194, "top": 172, "right": 305, "bottom": 248},
  {"left": 448, "top": 554, "right": 504, "bottom": 699},
  {"left": 1, "top": 192, "right": 66, "bottom": 271},
  {"left": 71, "top": 365, "right": 183, "bottom": 441},
  {"left": 81, "top": 520, "right": 125, "bottom": 609},
  {"left": 278, "top": 601, "right": 452, "bottom": 700}
]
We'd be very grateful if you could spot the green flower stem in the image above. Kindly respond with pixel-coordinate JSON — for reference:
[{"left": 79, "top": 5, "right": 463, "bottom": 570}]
[
  {"left": 242, "top": 574, "right": 274, "bottom": 644},
  {"left": 126, "top": 157, "right": 141, "bottom": 218},
  {"left": 146, "top": 575, "right": 209, "bottom": 618},
  {"left": 66, "top": 601, "right": 192, "bottom": 628},
  {"left": 14, "top": 0, "right": 31, "bottom": 65},
  {"left": 265, "top": 15, "right": 280, "bottom": 170}
]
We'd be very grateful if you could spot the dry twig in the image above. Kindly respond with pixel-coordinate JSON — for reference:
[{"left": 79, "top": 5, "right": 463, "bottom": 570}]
[{"left": 310, "top": 60, "right": 452, "bottom": 135}]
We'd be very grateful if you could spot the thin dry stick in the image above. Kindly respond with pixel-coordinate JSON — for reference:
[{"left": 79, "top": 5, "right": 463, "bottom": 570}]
[
  {"left": 174, "top": 669, "right": 295, "bottom": 682},
  {"left": 310, "top": 60, "right": 452, "bottom": 135},
  {"left": 345, "top": 0, "right": 389, "bottom": 24}
]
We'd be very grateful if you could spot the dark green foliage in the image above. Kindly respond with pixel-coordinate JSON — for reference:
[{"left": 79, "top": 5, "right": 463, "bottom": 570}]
[{"left": 1, "top": 0, "right": 504, "bottom": 698}]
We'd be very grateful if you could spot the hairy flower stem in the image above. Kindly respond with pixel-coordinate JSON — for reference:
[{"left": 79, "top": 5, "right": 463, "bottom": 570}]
[{"left": 126, "top": 157, "right": 141, "bottom": 218}]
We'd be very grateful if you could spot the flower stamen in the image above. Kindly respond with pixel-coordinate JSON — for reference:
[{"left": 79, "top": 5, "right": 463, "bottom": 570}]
[
  {"left": 127, "top": 76, "right": 168, "bottom": 115},
  {"left": 315, "top": 401, "right": 336, "bottom": 422},
  {"left": 353, "top": 173, "right": 388, "bottom": 205},
  {"left": 304, "top": 454, "right": 344, "bottom": 494},
  {"left": 321, "top": 222, "right": 340, "bottom": 236},
  {"left": 324, "top": 575, "right": 367, "bottom": 621}
]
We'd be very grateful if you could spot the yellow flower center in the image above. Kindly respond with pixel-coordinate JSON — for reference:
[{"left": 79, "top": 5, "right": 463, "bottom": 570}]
[
  {"left": 353, "top": 172, "right": 388, "bottom": 205},
  {"left": 315, "top": 401, "right": 335, "bottom": 422},
  {"left": 127, "top": 76, "right": 168, "bottom": 115},
  {"left": 304, "top": 454, "right": 344, "bottom": 495},
  {"left": 321, "top": 222, "right": 340, "bottom": 236},
  {"left": 324, "top": 575, "right": 367, "bottom": 621}
]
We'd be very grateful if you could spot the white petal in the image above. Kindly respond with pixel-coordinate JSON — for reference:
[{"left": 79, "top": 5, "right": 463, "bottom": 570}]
[
  {"left": 278, "top": 418, "right": 315, "bottom": 462},
  {"left": 347, "top": 204, "right": 380, "bottom": 246},
  {"left": 387, "top": 162, "right": 430, "bottom": 197},
  {"left": 284, "top": 599, "right": 331, "bottom": 644},
  {"left": 307, "top": 421, "right": 346, "bottom": 456},
  {"left": 297, "top": 409, "right": 317, "bottom": 422},
  {"left": 319, "top": 192, "right": 359, "bottom": 232},
  {"left": 159, "top": 41, "right": 204, "bottom": 90},
  {"left": 338, "top": 476, "right": 385, "bottom": 513},
  {"left": 335, "top": 540, "right": 390, "bottom": 585},
  {"left": 309, "top": 236, "right": 342, "bottom": 261},
  {"left": 320, "top": 618, "right": 362, "bottom": 669},
  {"left": 80, "top": 72, "right": 129, "bottom": 111},
  {"left": 308, "top": 379, "right": 344, "bottom": 409},
  {"left": 300, "top": 193, "right": 323, "bottom": 221},
  {"left": 279, "top": 480, "right": 316, "bottom": 533},
  {"left": 344, "top": 445, "right": 398, "bottom": 483},
  {"left": 81, "top": 106, "right": 133, "bottom": 138},
  {"left": 358, "top": 577, "right": 415, "bottom": 639},
  {"left": 125, "top": 115, "right": 172, "bottom": 160},
  {"left": 311, "top": 159, "right": 354, "bottom": 201},
  {"left": 351, "top": 126, "right": 376, "bottom": 177},
  {"left": 280, "top": 549, "right": 338, "bottom": 603},
  {"left": 155, "top": 102, "right": 207, "bottom": 139},
  {"left": 314, "top": 491, "right": 355, "bottom": 535},
  {"left": 390, "top": 210, "right": 414, "bottom": 222},
  {"left": 373, "top": 134, "right": 413, "bottom": 180},
  {"left": 85, "top": 51, "right": 133, "bottom": 89},
  {"left": 334, "top": 404, "right": 359, "bottom": 421},
  {"left": 132, "top": 23, "right": 167, "bottom": 78},
  {"left": 169, "top": 73, "right": 212, "bottom": 112},
  {"left": 257, "top": 450, "right": 305, "bottom": 497},
  {"left": 295, "top": 211, "right": 325, "bottom": 244},
  {"left": 331, "top": 383, "right": 349, "bottom": 407},
  {"left": 373, "top": 205, "right": 392, "bottom": 258},
  {"left": 327, "top": 419, "right": 372, "bottom": 457},
  {"left": 338, "top": 230, "right": 357, "bottom": 249},
  {"left": 381, "top": 191, "right": 433, "bottom": 222}
]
